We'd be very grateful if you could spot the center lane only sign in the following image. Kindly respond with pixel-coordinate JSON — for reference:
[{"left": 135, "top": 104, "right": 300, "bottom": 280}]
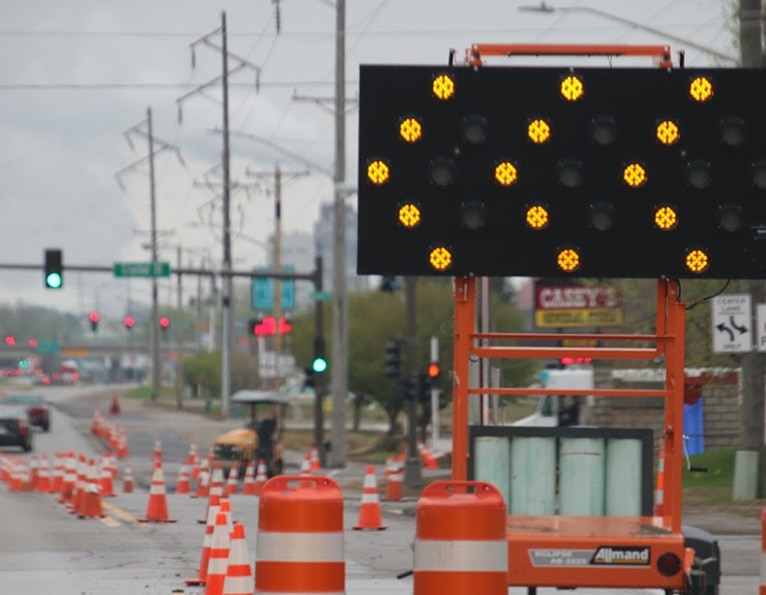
[{"left": 711, "top": 294, "right": 752, "bottom": 353}]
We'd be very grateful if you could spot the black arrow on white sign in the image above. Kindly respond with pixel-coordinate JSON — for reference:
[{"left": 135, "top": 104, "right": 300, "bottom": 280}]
[
  {"left": 730, "top": 316, "right": 748, "bottom": 335},
  {"left": 716, "top": 323, "right": 735, "bottom": 342}
]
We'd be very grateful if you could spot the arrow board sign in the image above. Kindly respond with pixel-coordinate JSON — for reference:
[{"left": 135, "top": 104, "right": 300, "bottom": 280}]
[{"left": 712, "top": 294, "right": 752, "bottom": 353}]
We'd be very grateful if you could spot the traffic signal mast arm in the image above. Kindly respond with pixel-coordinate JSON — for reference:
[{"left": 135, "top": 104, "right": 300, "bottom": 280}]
[{"left": 464, "top": 42, "right": 673, "bottom": 68}]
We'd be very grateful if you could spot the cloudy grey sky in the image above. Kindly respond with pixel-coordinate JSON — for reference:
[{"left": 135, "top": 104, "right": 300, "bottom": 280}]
[{"left": 0, "top": 0, "right": 735, "bottom": 318}]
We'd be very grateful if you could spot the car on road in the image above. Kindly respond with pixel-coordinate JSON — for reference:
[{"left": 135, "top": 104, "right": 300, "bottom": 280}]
[
  {"left": 0, "top": 404, "right": 33, "bottom": 451},
  {"left": 2, "top": 394, "right": 51, "bottom": 431}
]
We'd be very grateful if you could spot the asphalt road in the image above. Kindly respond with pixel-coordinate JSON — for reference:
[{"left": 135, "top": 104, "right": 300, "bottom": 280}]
[{"left": 0, "top": 384, "right": 761, "bottom": 594}]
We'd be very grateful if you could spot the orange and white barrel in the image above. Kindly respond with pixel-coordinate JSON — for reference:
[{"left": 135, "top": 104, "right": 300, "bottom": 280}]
[
  {"left": 255, "top": 475, "right": 344, "bottom": 595},
  {"left": 414, "top": 480, "right": 507, "bottom": 595}
]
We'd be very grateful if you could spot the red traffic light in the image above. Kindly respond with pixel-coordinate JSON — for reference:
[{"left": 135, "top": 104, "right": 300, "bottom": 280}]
[
  {"left": 89, "top": 311, "right": 100, "bottom": 323},
  {"left": 124, "top": 315, "right": 135, "bottom": 329},
  {"left": 159, "top": 316, "right": 170, "bottom": 329},
  {"left": 4, "top": 335, "right": 15, "bottom": 346},
  {"left": 427, "top": 362, "right": 440, "bottom": 378}
]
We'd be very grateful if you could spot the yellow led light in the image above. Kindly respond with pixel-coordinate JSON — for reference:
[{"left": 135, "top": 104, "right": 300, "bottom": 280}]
[
  {"left": 495, "top": 161, "right": 518, "bottom": 186},
  {"left": 654, "top": 206, "right": 678, "bottom": 230},
  {"left": 526, "top": 205, "right": 549, "bottom": 229},
  {"left": 366, "top": 160, "right": 390, "bottom": 185},
  {"left": 528, "top": 119, "right": 551, "bottom": 144},
  {"left": 656, "top": 120, "right": 680, "bottom": 145},
  {"left": 654, "top": 206, "right": 678, "bottom": 231},
  {"left": 399, "top": 118, "right": 422, "bottom": 143},
  {"left": 432, "top": 74, "right": 455, "bottom": 100},
  {"left": 429, "top": 246, "right": 452, "bottom": 271},
  {"left": 557, "top": 248, "right": 581, "bottom": 272},
  {"left": 398, "top": 203, "right": 421, "bottom": 228},
  {"left": 560, "top": 75, "right": 584, "bottom": 101},
  {"left": 623, "top": 163, "right": 647, "bottom": 188},
  {"left": 689, "top": 76, "right": 713, "bottom": 102},
  {"left": 685, "top": 249, "right": 710, "bottom": 273}
]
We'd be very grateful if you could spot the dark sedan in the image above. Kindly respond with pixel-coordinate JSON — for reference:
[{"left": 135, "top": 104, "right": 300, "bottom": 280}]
[
  {"left": 2, "top": 394, "right": 50, "bottom": 432},
  {"left": 0, "top": 405, "right": 33, "bottom": 451}
]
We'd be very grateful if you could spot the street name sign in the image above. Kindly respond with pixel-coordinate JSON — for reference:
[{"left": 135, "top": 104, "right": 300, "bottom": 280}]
[
  {"left": 113, "top": 262, "right": 171, "bottom": 278},
  {"left": 252, "top": 266, "right": 295, "bottom": 311}
]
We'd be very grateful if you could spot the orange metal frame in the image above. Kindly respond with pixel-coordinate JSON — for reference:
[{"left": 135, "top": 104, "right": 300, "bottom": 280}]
[
  {"left": 451, "top": 277, "right": 689, "bottom": 589},
  {"left": 465, "top": 42, "right": 673, "bottom": 68}
]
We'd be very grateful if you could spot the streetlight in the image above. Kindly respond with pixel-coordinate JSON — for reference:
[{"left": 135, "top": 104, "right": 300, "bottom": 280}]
[{"left": 518, "top": 3, "right": 738, "bottom": 64}]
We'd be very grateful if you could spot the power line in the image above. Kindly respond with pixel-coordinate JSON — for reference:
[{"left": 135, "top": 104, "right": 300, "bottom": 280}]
[{"left": 0, "top": 81, "right": 341, "bottom": 91}]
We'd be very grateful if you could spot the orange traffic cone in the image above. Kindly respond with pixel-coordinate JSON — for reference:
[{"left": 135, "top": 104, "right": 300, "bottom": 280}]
[
  {"left": 252, "top": 459, "right": 268, "bottom": 496},
  {"left": 225, "top": 465, "right": 238, "bottom": 496},
  {"left": 353, "top": 465, "right": 386, "bottom": 530},
  {"left": 241, "top": 460, "right": 256, "bottom": 495},
  {"left": 300, "top": 454, "right": 311, "bottom": 476},
  {"left": 384, "top": 468, "right": 403, "bottom": 502},
  {"left": 222, "top": 523, "right": 252, "bottom": 595},
  {"left": 78, "top": 459, "right": 104, "bottom": 519},
  {"left": 140, "top": 462, "right": 176, "bottom": 523},
  {"left": 58, "top": 452, "right": 77, "bottom": 504},
  {"left": 35, "top": 454, "right": 53, "bottom": 493},
  {"left": 153, "top": 439, "right": 163, "bottom": 464},
  {"left": 310, "top": 446, "right": 321, "bottom": 471},
  {"left": 109, "top": 393, "right": 121, "bottom": 415},
  {"left": 123, "top": 465, "right": 134, "bottom": 493},
  {"left": 195, "top": 466, "right": 210, "bottom": 499},
  {"left": 204, "top": 511, "right": 231, "bottom": 595},
  {"left": 209, "top": 462, "right": 225, "bottom": 499},
  {"left": 100, "top": 457, "right": 116, "bottom": 497},
  {"left": 176, "top": 461, "right": 191, "bottom": 495},
  {"left": 116, "top": 429, "right": 129, "bottom": 458},
  {"left": 185, "top": 494, "right": 221, "bottom": 586}
]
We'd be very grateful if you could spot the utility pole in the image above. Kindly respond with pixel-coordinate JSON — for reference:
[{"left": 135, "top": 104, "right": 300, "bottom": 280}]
[
  {"left": 115, "top": 108, "right": 183, "bottom": 402},
  {"left": 735, "top": 0, "right": 766, "bottom": 499},
  {"left": 403, "top": 276, "right": 422, "bottom": 486},
  {"left": 287, "top": 0, "right": 355, "bottom": 467},
  {"left": 331, "top": 0, "right": 348, "bottom": 468},
  {"left": 246, "top": 163, "right": 310, "bottom": 385},
  {"left": 175, "top": 245, "right": 183, "bottom": 408},
  {"left": 177, "top": 11, "right": 261, "bottom": 417}
]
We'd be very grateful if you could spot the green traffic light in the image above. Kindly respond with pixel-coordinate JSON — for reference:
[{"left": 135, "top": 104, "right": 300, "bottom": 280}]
[
  {"left": 46, "top": 272, "right": 63, "bottom": 289},
  {"left": 312, "top": 357, "right": 328, "bottom": 373}
]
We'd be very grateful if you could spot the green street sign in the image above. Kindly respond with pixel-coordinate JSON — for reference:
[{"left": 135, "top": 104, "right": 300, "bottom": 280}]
[
  {"left": 35, "top": 340, "right": 60, "bottom": 355},
  {"left": 113, "top": 261, "right": 171, "bottom": 278},
  {"left": 309, "top": 291, "right": 332, "bottom": 301}
]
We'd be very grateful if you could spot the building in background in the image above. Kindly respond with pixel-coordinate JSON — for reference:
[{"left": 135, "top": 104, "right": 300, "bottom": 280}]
[{"left": 263, "top": 201, "right": 370, "bottom": 314}]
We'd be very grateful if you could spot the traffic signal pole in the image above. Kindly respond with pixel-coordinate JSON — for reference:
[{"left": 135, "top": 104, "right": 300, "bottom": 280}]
[{"left": 312, "top": 255, "right": 328, "bottom": 468}]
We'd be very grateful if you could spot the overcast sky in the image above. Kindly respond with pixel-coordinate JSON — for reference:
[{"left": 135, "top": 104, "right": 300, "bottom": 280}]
[{"left": 0, "top": 0, "right": 735, "bottom": 318}]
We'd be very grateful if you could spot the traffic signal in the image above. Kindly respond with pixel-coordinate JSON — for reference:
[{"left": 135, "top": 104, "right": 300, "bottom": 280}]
[
  {"left": 159, "top": 316, "right": 170, "bottom": 331},
  {"left": 43, "top": 249, "right": 63, "bottom": 289},
  {"left": 427, "top": 361, "right": 440, "bottom": 387},
  {"left": 248, "top": 317, "right": 263, "bottom": 335},
  {"left": 88, "top": 311, "right": 100, "bottom": 333},
  {"left": 384, "top": 340, "right": 402, "bottom": 378},
  {"left": 357, "top": 65, "right": 766, "bottom": 279},
  {"left": 312, "top": 335, "right": 327, "bottom": 374},
  {"left": 124, "top": 315, "right": 135, "bottom": 331},
  {"left": 303, "top": 367, "right": 316, "bottom": 389}
]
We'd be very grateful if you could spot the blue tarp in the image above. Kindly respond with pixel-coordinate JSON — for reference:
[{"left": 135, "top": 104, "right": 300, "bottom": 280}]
[{"left": 683, "top": 398, "right": 705, "bottom": 456}]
